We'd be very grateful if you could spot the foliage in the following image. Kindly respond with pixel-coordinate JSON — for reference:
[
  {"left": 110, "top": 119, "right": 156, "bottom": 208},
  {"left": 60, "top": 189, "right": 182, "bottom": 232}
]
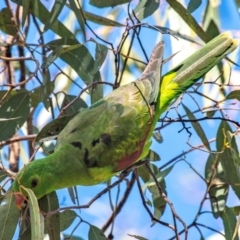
[{"left": 0, "top": 0, "right": 240, "bottom": 239}]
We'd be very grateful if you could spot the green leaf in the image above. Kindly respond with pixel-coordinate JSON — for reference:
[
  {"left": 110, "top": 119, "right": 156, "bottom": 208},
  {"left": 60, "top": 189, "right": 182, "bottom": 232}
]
[
  {"left": 235, "top": 0, "right": 240, "bottom": 8},
  {"left": 90, "top": 0, "right": 129, "bottom": 8},
  {"left": 133, "top": 0, "right": 160, "bottom": 20},
  {"left": 88, "top": 225, "right": 107, "bottom": 240},
  {"left": 206, "top": 19, "right": 220, "bottom": 40},
  {"left": 22, "top": 0, "right": 30, "bottom": 27},
  {"left": 19, "top": 224, "right": 31, "bottom": 240},
  {"left": 68, "top": 0, "right": 86, "bottom": 38},
  {"left": 221, "top": 206, "right": 238, "bottom": 240},
  {"left": 67, "top": 186, "right": 76, "bottom": 204},
  {"left": 23, "top": 188, "right": 44, "bottom": 240},
  {"left": 229, "top": 205, "right": 240, "bottom": 216},
  {"left": 62, "top": 235, "right": 84, "bottom": 240},
  {"left": 217, "top": 121, "right": 240, "bottom": 199},
  {"left": 60, "top": 210, "right": 77, "bottom": 231},
  {"left": 83, "top": 11, "right": 124, "bottom": 26},
  {"left": 12, "top": 0, "right": 75, "bottom": 38},
  {"left": 0, "top": 92, "right": 30, "bottom": 141},
  {"left": 143, "top": 150, "right": 161, "bottom": 162},
  {"left": 47, "top": 38, "right": 93, "bottom": 85},
  {"left": 0, "top": 89, "right": 27, "bottom": 103},
  {"left": 38, "top": 192, "right": 60, "bottom": 240},
  {"left": 183, "top": 104, "right": 210, "bottom": 150},
  {"left": 226, "top": 90, "right": 240, "bottom": 101},
  {"left": 166, "top": 0, "right": 211, "bottom": 43},
  {"left": 142, "top": 165, "right": 174, "bottom": 192},
  {"left": 40, "top": 69, "right": 54, "bottom": 109},
  {"left": 35, "top": 112, "right": 78, "bottom": 142},
  {"left": 0, "top": 171, "right": 9, "bottom": 183},
  {"left": 187, "top": 0, "right": 202, "bottom": 13},
  {"left": 0, "top": 8, "right": 18, "bottom": 36},
  {"left": 61, "top": 94, "right": 88, "bottom": 115},
  {"left": 44, "top": 0, "right": 67, "bottom": 32},
  {"left": 138, "top": 163, "right": 167, "bottom": 221},
  {"left": 90, "top": 71, "right": 104, "bottom": 103},
  {"left": 128, "top": 234, "right": 148, "bottom": 240},
  {"left": 152, "top": 131, "right": 163, "bottom": 143},
  {"left": 0, "top": 191, "right": 20, "bottom": 240},
  {"left": 206, "top": 110, "right": 217, "bottom": 118},
  {"left": 42, "top": 44, "right": 84, "bottom": 69},
  {"left": 93, "top": 42, "right": 108, "bottom": 75},
  {"left": 205, "top": 153, "right": 228, "bottom": 218}
]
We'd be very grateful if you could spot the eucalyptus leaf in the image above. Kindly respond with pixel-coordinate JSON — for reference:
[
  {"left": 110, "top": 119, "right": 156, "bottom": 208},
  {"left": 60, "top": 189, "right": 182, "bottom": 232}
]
[
  {"left": 44, "top": 0, "right": 67, "bottom": 32},
  {"left": 133, "top": 0, "right": 160, "bottom": 20},
  {"left": 60, "top": 210, "right": 77, "bottom": 231},
  {"left": 0, "top": 190, "right": 20, "bottom": 240},
  {"left": 0, "top": 92, "right": 30, "bottom": 141},
  {"left": 38, "top": 192, "right": 60, "bottom": 239},
  {"left": 12, "top": 0, "right": 75, "bottom": 38},
  {"left": 90, "top": 0, "right": 129, "bottom": 8},
  {"left": 23, "top": 187, "right": 44, "bottom": 240},
  {"left": 221, "top": 206, "right": 238, "bottom": 240},
  {"left": 205, "top": 153, "right": 228, "bottom": 218},
  {"left": 0, "top": 8, "right": 18, "bottom": 36},
  {"left": 187, "top": 0, "right": 202, "bottom": 13},
  {"left": 183, "top": 104, "right": 210, "bottom": 150},
  {"left": 88, "top": 225, "right": 107, "bottom": 240}
]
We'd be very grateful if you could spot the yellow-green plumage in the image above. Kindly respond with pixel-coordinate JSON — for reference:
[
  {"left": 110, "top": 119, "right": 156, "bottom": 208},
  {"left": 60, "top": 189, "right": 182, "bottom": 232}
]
[
  {"left": 12, "top": 32, "right": 239, "bottom": 200},
  {"left": 13, "top": 42, "right": 164, "bottom": 199}
]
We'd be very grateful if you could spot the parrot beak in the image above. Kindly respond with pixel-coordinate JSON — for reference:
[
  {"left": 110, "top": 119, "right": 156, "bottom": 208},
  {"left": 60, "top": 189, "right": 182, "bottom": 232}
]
[{"left": 15, "top": 194, "right": 26, "bottom": 210}]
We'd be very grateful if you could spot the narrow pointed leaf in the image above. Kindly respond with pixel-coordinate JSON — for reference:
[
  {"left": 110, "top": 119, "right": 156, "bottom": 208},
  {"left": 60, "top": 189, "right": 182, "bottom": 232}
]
[
  {"left": 0, "top": 8, "right": 18, "bottom": 36},
  {"left": 69, "top": 0, "right": 86, "bottom": 38},
  {"left": 35, "top": 112, "right": 78, "bottom": 142},
  {"left": 205, "top": 153, "right": 228, "bottom": 218},
  {"left": 21, "top": 187, "right": 44, "bottom": 240},
  {"left": 0, "top": 191, "right": 20, "bottom": 240},
  {"left": 138, "top": 163, "right": 167, "bottom": 221},
  {"left": 12, "top": 0, "right": 75, "bottom": 38},
  {"left": 187, "top": 0, "right": 202, "bottom": 13},
  {"left": 183, "top": 104, "right": 210, "bottom": 150},
  {"left": 0, "top": 92, "right": 30, "bottom": 141},
  {"left": 38, "top": 192, "right": 60, "bottom": 240},
  {"left": 44, "top": 0, "right": 67, "bottom": 32},
  {"left": 22, "top": 0, "right": 30, "bottom": 27},
  {"left": 90, "top": 0, "right": 129, "bottom": 8},
  {"left": 83, "top": 11, "right": 124, "bottom": 26},
  {"left": 217, "top": 121, "right": 240, "bottom": 199},
  {"left": 226, "top": 90, "right": 240, "bottom": 101},
  {"left": 60, "top": 210, "right": 77, "bottom": 231},
  {"left": 133, "top": 0, "right": 160, "bottom": 20},
  {"left": 221, "top": 206, "right": 238, "bottom": 240},
  {"left": 88, "top": 225, "right": 107, "bottom": 240}
]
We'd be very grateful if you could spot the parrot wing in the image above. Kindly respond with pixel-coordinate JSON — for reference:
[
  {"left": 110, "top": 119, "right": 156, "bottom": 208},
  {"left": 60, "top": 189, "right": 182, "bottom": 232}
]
[{"left": 12, "top": 42, "right": 164, "bottom": 200}]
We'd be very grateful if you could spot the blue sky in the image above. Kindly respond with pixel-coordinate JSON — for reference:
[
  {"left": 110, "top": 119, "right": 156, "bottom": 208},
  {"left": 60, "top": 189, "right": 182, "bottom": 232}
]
[{"left": 1, "top": 0, "right": 240, "bottom": 239}]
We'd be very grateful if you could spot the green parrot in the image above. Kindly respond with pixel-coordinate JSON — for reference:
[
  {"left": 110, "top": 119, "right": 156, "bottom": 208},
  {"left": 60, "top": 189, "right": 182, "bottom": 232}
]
[{"left": 12, "top": 32, "right": 238, "bottom": 208}]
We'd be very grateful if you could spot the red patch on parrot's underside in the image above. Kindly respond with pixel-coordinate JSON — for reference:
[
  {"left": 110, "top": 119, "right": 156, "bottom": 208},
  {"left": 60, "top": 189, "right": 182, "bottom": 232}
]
[
  {"left": 115, "top": 143, "right": 145, "bottom": 171},
  {"left": 115, "top": 121, "right": 152, "bottom": 172}
]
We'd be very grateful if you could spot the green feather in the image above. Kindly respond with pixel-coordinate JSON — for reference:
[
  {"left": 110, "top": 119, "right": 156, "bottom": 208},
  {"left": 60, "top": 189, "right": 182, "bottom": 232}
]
[
  {"left": 12, "top": 32, "right": 239, "bottom": 200},
  {"left": 13, "top": 42, "right": 164, "bottom": 199},
  {"left": 140, "top": 32, "right": 239, "bottom": 159}
]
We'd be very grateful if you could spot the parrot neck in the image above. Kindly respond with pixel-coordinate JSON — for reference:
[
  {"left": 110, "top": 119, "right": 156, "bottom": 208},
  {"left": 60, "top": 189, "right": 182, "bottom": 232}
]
[{"left": 35, "top": 144, "right": 115, "bottom": 197}]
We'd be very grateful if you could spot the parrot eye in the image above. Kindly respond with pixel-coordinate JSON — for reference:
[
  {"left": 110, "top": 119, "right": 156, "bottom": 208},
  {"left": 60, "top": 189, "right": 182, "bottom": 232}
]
[{"left": 31, "top": 178, "right": 38, "bottom": 188}]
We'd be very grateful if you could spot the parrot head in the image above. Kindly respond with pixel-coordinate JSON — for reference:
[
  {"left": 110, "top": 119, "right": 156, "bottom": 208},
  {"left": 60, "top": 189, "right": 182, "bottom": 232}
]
[{"left": 12, "top": 161, "right": 55, "bottom": 209}]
